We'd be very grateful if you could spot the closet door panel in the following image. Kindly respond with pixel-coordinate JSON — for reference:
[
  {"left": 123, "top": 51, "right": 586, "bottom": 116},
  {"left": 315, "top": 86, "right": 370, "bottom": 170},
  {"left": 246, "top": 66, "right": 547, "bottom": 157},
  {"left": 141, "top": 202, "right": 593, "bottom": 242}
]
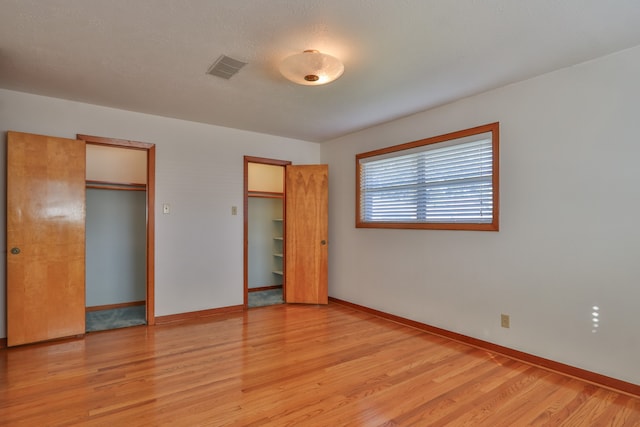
[
  {"left": 7, "top": 131, "right": 86, "bottom": 346},
  {"left": 285, "top": 164, "right": 328, "bottom": 304}
]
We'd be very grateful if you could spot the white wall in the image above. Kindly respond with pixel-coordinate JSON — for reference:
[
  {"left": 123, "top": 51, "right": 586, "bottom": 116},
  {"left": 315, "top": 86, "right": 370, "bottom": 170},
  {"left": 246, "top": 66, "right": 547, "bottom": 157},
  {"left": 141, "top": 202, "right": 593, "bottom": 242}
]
[
  {"left": 86, "top": 189, "right": 147, "bottom": 306},
  {"left": 248, "top": 163, "right": 284, "bottom": 193},
  {"left": 86, "top": 144, "right": 147, "bottom": 184},
  {"left": 0, "top": 88, "right": 321, "bottom": 336},
  {"left": 322, "top": 45, "right": 640, "bottom": 385}
]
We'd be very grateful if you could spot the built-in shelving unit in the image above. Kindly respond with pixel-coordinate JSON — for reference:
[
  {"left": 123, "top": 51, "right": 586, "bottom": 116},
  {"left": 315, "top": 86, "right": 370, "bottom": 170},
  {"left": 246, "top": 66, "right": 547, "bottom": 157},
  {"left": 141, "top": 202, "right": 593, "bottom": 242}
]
[{"left": 272, "top": 219, "right": 284, "bottom": 282}]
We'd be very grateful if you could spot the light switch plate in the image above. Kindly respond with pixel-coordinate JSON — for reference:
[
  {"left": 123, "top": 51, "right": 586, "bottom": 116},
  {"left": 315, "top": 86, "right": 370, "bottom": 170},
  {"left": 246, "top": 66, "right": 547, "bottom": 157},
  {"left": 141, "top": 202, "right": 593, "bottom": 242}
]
[{"left": 501, "top": 314, "right": 510, "bottom": 328}]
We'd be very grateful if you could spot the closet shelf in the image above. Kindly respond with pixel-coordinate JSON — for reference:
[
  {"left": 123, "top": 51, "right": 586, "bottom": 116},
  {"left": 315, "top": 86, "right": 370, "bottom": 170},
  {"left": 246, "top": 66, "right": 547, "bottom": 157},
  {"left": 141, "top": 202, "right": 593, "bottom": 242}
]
[
  {"left": 273, "top": 237, "right": 283, "bottom": 240},
  {"left": 273, "top": 253, "right": 283, "bottom": 258},
  {"left": 272, "top": 270, "right": 284, "bottom": 275}
]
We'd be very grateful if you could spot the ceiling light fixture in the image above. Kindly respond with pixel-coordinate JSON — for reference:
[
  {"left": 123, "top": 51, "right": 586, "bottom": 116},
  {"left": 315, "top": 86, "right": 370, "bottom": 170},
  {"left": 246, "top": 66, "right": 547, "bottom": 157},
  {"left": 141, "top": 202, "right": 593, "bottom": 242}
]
[{"left": 279, "top": 50, "right": 344, "bottom": 86}]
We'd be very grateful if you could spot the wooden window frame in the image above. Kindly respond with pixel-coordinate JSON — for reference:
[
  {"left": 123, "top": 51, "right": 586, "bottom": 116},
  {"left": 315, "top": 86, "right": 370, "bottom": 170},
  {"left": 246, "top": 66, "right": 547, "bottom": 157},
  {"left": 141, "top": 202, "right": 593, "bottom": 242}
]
[{"left": 355, "top": 122, "right": 499, "bottom": 231}]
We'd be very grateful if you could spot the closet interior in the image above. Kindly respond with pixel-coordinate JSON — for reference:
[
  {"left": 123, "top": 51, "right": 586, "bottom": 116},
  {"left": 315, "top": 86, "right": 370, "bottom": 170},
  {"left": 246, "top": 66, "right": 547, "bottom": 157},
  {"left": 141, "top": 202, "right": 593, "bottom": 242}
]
[
  {"left": 247, "top": 162, "right": 286, "bottom": 307},
  {"left": 85, "top": 144, "right": 148, "bottom": 331}
]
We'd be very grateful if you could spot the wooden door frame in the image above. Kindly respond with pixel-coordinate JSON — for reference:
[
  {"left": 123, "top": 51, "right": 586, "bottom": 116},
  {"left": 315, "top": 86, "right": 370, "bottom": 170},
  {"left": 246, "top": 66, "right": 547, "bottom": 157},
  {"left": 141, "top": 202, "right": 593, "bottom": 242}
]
[
  {"left": 243, "top": 156, "right": 290, "bottom": 308},
  {"left": 78, "top": 134, "right": 156, "bottom": 325}
]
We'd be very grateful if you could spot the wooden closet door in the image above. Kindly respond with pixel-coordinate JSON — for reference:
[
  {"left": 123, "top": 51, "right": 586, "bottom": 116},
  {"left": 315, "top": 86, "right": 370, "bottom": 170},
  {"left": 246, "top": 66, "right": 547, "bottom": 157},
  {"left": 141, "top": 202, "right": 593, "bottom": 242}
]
[
  {"left": 7, "top": 131, "right": 86, "bottom": 346},
  {"left": 285, "top": 164, "right": 328, "bottom": 304}
]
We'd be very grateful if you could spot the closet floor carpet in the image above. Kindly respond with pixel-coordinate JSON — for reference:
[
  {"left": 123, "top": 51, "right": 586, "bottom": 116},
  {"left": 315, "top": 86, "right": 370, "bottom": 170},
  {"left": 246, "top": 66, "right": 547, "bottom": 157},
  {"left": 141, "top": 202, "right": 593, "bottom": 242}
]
[
  {"left": 86, "top": 306, "right": 146, "bottom": 332},
  {"left": 248, "top": 289, "right": 284, "bottom": 308}
]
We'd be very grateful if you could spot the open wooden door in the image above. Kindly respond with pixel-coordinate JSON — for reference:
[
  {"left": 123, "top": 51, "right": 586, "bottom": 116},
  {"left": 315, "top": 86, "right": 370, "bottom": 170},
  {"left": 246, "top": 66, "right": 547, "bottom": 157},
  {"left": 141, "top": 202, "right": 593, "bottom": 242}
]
[
  {"left": 7, "top": 131, "right": 86, "bottom": 346},
  {"left": 285, "top": 164, "right": 328, "bottom": 304}
]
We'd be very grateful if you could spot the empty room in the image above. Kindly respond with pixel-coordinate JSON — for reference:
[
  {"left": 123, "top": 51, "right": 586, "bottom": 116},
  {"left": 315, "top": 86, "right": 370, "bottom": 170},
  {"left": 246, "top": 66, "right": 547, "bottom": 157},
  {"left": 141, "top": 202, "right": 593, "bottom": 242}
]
[{"left": 1, "top": 1, "right": 640, "bottom": 425}]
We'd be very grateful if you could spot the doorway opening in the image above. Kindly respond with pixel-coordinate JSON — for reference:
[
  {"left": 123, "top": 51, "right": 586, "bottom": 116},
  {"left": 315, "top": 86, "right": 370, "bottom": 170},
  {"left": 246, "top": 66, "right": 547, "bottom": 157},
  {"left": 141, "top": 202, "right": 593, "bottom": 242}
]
[
  {"left": 79, "top": 134, "right": 156, "bottom": 329},
  {"left": 244, "top": 156, "right": 290, "bottom": 308}
]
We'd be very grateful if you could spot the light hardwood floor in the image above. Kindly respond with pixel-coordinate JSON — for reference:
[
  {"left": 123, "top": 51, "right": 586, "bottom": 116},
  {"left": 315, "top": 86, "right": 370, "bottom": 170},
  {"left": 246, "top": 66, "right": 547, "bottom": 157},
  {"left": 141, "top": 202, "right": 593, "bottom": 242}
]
[{"left": 1, "top": 303, "right": 639, "bottom": 426}]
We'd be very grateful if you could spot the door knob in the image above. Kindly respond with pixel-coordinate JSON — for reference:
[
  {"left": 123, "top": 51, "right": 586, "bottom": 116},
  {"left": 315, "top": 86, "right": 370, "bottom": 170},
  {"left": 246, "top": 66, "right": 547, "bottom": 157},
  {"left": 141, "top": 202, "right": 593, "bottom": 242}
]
[
  {"left": 320, "top": 240, "right": 327, "bottom": 245},
  {"left": 10, "top": 247, "right": 21, "bottom": 255}
]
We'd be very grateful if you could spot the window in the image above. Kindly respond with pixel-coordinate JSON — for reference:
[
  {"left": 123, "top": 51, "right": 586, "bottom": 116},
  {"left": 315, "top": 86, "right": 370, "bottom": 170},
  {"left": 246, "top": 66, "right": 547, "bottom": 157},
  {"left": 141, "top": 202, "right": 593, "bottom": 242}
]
[{"left": 356, "top": 122, "right": 499, "bottom": 231}]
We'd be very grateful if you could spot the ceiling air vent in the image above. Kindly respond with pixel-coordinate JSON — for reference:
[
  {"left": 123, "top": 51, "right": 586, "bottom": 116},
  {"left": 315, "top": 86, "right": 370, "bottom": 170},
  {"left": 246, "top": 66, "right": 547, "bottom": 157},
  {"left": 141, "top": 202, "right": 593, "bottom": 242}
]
[{"left": 206, "top": 55, "right": 247, "bottom": 80}]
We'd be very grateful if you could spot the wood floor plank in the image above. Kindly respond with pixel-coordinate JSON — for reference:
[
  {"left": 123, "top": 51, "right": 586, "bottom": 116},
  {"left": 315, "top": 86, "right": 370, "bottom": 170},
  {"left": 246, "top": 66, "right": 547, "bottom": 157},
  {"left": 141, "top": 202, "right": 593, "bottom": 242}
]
[{"left": 1, "top": 303, "right": 639, "bottom": 426}]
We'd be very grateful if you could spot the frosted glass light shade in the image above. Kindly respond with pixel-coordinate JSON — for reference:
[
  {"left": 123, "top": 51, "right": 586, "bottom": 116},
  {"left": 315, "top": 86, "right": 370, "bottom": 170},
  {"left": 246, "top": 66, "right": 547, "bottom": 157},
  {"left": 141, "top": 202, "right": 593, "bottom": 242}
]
[{"left": 279, "top": 50, "right": 344, "bottom": 86}]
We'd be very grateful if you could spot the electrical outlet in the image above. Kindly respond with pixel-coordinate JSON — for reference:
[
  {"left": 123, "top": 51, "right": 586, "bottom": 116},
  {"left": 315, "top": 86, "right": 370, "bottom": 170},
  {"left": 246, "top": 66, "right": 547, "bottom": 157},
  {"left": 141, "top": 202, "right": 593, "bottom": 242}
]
[
  {"left": 501, "top": 314, "right": 510, "bottom": 328},
  {"left": 231, "top": 206, "right": 238, "bottom": 215}
]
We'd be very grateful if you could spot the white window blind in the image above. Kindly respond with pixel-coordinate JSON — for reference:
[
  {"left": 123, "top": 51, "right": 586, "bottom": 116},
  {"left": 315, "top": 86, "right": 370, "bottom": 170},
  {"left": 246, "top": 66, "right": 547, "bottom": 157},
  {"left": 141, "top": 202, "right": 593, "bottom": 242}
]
[{"left": 359, "top": 136, "right": 493, "bottom": 224}]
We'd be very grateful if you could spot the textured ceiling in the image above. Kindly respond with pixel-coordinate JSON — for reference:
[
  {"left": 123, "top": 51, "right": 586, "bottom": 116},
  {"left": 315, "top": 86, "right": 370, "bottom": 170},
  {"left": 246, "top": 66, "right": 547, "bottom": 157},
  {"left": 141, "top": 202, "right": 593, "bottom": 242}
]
[{"left": 1, "top": 1, "right": 640, "bottom": 142}]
